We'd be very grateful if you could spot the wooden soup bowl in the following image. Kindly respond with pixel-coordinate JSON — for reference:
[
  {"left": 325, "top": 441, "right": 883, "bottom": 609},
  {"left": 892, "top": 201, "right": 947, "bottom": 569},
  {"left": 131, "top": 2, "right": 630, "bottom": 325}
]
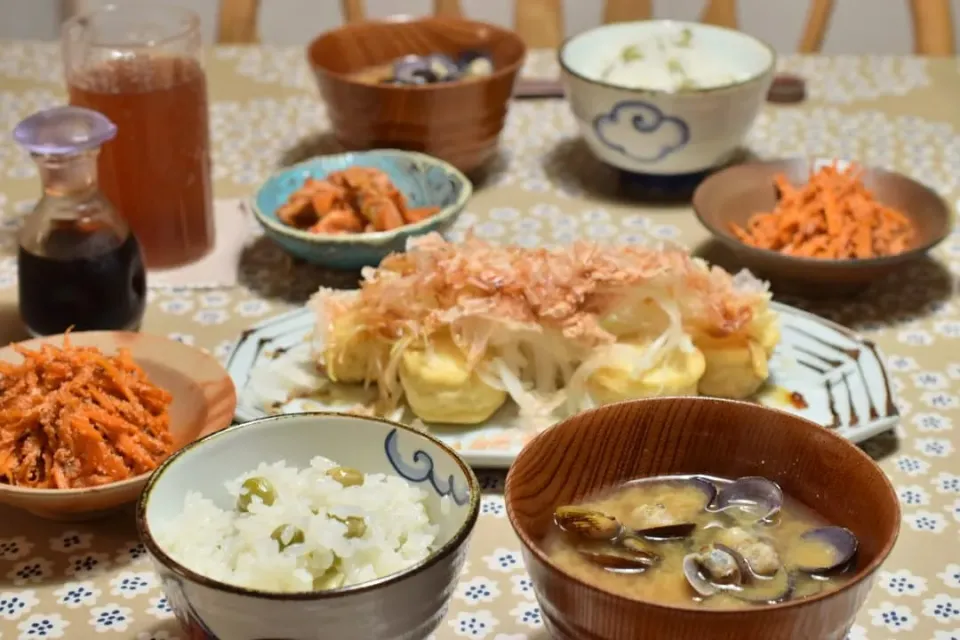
[
  {"left": 505, "top": 397, "right": 900, "bottom": 640},
  {"left": 307, "top": 17, "right": 526, "bottom": 174}
]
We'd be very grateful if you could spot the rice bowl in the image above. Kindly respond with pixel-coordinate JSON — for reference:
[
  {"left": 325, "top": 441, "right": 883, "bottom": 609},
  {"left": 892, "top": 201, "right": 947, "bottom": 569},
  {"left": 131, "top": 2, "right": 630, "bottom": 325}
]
[
  {"left": 137, "top": 412, "right": 479, "bottom": 639},
  {"left": 155, "top": 457, "right": 439, "bottom": 593},
  {"left": 559, "top": 20, "right": 775, "bottom": 175}
]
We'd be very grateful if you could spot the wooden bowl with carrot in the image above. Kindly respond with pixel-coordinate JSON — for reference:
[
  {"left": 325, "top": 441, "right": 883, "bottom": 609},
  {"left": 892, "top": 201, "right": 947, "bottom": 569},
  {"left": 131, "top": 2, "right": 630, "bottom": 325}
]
[
  {"left": 251, "top": 150, "right": 472, "bottom": 270},
  {"left": 692, "top": 158, "right": 952, "bottom": 296}
]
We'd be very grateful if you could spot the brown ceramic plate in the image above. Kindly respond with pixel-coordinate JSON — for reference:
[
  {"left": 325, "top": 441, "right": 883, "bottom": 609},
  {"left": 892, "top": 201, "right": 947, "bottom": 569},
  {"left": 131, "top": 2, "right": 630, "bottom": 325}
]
[
  {"left": 505, "top": 397, "right": 900, "bottom": 640},
  {"left": 692, "top": 158, "right": 952, "bottom": 295},
  {"left": 306, "top": 17, "right": 526, "bottom": 174},
  {"left": 0, "top": 331, "right": 237, "bottom": 521}
]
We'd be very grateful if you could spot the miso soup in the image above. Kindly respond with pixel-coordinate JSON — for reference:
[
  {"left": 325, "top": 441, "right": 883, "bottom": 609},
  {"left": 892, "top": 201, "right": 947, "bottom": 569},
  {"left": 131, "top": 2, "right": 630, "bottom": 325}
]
[
  {"left": 349, "top": 51, "right": 494, "bottom": 86},
  {"left": 544, "top": 475, "right": 858, "bottom": 609}
]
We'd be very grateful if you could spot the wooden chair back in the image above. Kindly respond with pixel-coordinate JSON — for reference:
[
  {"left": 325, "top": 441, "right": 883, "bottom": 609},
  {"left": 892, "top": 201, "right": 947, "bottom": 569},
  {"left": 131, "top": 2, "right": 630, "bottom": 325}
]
[{"left": 215, "top": 0, "right": 955, "bottom": 55}]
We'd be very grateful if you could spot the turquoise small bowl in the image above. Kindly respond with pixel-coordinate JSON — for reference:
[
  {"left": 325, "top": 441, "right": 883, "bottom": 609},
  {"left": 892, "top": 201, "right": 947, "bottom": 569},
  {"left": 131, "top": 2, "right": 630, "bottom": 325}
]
[{"left": 251, "top": 150, "right": 472, "bottom": 269}]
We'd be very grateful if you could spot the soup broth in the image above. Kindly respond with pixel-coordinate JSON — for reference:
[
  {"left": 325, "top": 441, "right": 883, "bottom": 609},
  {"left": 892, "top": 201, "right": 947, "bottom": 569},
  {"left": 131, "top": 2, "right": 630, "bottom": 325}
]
[
  {"left": 349, "top": 51, "right": 494, "bottom": 86},
  {"left": 544, "top": 475, "right": 858, "bottom": 609},
  {"left": 351, "top": 62, "right": 396, "bottom": 85}
]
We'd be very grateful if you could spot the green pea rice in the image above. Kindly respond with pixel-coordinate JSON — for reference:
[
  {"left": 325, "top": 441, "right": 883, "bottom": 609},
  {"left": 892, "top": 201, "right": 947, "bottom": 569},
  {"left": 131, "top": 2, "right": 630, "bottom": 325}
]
[{"left": 153, "top": 457, "right": 438, "bottom": 592}]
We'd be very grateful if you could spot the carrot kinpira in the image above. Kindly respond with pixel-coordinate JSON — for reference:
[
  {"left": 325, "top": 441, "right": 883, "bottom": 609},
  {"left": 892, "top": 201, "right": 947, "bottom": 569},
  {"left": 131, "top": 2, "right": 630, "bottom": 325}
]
[
  {"left": 729, "top": 162, "right": 916, "bottom": 260},
  {"left": 0, "top": 333, "right": 174, "bottom": 489}
]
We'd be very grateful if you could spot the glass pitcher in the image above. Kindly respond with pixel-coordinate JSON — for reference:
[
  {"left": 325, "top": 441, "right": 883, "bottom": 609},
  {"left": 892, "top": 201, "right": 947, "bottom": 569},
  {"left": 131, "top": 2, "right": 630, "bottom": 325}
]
[
  {"left": 13, "top": 106, "right": 147, "bottom": 337},
  {"left": 62, "top": 4, "right": 215, "bottom": 269}
]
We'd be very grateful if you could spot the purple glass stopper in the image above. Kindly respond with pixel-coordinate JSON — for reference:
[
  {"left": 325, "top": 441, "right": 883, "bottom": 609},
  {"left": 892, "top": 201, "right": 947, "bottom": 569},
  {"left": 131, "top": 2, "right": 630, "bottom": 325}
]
[{"left": 13, "top": 106, "right": 117, "bottom": 155}]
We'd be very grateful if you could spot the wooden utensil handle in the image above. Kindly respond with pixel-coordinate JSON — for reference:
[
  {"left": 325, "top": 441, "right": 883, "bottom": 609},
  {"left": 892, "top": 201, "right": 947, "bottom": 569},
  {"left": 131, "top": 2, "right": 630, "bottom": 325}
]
[
  {"left": 512, "top": 74, "right": 806, "bottom": 103},
  {"left": 513, "top": 78, "right": 565, "bottom": 99}
]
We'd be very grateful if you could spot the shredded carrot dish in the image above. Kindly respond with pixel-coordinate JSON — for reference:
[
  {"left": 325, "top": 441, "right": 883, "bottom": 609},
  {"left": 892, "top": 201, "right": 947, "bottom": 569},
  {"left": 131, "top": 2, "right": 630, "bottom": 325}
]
[
  {"left": 0, "top": 335, "right": 174, "bottom": 489},
  {"left": 729, "top": 163, "right": 916, "bottom": 259},
  {"left": 276, "top": 166, "right": 441, "bottom": 235}
]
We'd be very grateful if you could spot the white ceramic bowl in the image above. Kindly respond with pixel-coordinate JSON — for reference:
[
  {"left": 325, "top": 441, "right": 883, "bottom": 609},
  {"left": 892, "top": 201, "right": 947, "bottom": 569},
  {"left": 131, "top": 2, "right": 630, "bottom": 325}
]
[
  {"left": 137, "top": 413, "right": 480, "bottom": 640},
  {"left": 559, "top": 20, "right": 775, "bottom": 175}
]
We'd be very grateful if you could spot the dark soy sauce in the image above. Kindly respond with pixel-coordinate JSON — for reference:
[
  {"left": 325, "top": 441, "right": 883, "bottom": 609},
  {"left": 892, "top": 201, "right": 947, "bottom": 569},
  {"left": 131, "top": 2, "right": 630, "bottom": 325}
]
[{"left": 18, "top": 221, "right": 147, "bottom": 336}]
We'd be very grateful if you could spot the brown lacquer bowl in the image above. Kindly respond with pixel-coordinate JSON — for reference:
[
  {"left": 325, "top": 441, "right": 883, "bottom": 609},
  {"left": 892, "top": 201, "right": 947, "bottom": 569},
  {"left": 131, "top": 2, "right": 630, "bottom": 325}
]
[
  {"left": 692, "top": 158, "right": 952, "bottom": 296},
  {"left": 505, "top": 397, "right": 900, "bottom": 640},
  {"left": 307, "top": 17, "right": 526, "bottom": 174}
]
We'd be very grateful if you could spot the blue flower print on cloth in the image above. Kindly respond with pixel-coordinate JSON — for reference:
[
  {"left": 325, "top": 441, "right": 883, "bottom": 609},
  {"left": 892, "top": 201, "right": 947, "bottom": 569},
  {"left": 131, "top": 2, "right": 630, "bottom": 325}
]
[
  {"left": 89, "top": 603, "right": 134, "bottom": 632},
  {"left": 53, "top": 581, "right": 101, "bottom": 609},
  {"left": 593, "top": 100, "right": 690, "bottom": 163},
  {"left": 113, "top": 541, "right": 149, "bottom": 566},
  {"left": 145, "top": 595, "right": 175, "bottom": 620},
  {"left": 868, "top": 601, "right": 918, "bottom": 633},
  {"left": 482, "top": 549, "right": 523, "bottom": 573},
  {"left": 509, "top": 601, "right": 543, "bottom": 629},
  {"left": 480, "top": 495, "right": 505, "bottom": 517},
  {"left": 455, "top": 577, "right": 500, "bottom": 604},
  {"left": 878, "top": 569, "right": 928, "bottom": 597},
  {"left": 17, "top": 613, "right": 70, "bottom": 638},
  {"left": 7, "top": 558, "right": 54, "bottom": 586},
  {"left": 64, "top": 552, "right": 111, "bottom": 579},
  {"left": 447, "top": 610, "right": 499, "bottom": 638},
  {"left": 924, "top": 594, "right": 960, "bottom": 623},
  {"left": 0, "top": 536, "right": 34, "bottom": 561},
  {"left": 510, "top": 574, "right": 536, "bottom": 599},
  {"left": 939, "top": 564, "right": 960, "bottom": 589},
  {"left": 109, "top": 572, "right": 157, "bottom": 599},
  {"left": 48, "top": 531, "right": 92, "bottom": 554},
  {"left": 0, "top": 589, "right": 39, "bottom": 620}
]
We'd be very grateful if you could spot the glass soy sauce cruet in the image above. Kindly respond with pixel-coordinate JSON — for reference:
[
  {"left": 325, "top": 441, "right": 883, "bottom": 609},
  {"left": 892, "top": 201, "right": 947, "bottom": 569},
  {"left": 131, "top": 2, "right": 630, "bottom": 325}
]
[{"left": 12, "top": 106, "right": 146, "bottom": 337}]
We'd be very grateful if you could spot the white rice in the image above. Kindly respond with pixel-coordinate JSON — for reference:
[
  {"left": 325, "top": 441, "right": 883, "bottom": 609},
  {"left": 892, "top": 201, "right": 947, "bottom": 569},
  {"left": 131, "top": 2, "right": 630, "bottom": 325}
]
[{"left": 155, "top": 457, "right": 438, "bottom": 592}]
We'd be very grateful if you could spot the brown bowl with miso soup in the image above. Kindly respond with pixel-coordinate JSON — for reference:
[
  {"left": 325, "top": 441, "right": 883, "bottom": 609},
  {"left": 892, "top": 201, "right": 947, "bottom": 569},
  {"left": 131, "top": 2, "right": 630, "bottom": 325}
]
[
  {"left": 692, "top": 158, "right": 951, "bottom": 296},
  {"left": 505, "top": 397, "right": 900, "bottom": 640},
  {"left": 306, "top": 17, "right": 526, "bottom": 174}
]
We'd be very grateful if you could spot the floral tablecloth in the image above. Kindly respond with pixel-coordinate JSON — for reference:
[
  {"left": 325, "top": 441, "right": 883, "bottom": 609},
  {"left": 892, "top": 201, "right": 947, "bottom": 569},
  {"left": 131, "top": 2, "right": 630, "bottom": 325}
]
[{"left": 1, "top": 42, "right": 960, "bottom": 639}]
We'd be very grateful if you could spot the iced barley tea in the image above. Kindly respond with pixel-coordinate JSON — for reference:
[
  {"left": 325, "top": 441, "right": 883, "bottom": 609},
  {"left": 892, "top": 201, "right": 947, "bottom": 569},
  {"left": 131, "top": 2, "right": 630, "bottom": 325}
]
[{"left": 68, "top": 56, "right": 215, "bottom": 269}]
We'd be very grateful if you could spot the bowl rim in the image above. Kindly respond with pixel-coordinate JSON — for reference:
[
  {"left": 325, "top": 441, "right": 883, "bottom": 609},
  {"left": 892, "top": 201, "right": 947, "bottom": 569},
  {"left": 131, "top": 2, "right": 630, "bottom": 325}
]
[
  {"left": 558, "top": 19, "right": 777, "bottom": 96},
  {"left": 504, "top": 396, "right": 902, "bottom": 615},
  {"left": 692, "top": 157, "right": 954, "bottom": 268},
  {"left": 0, "top": 330, "right": 237, "bottom": 498},
  {"left": 136, "top": 411, "right": 482, "bottom": 601},
  {"left": 305, "top": 15, "right": 527, "bottom": 92},
  {"left": 250, "top": 149, "right": 473, "bottom": 247}
]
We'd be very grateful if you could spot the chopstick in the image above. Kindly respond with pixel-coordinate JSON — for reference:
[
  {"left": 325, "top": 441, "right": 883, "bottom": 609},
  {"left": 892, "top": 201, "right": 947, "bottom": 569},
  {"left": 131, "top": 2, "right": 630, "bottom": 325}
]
[
  {"left": 511, "top": 74, "right": 806, "bottom": 103},
  {"left": 513, "top": 78, "right": 565, "bottom": 100}
]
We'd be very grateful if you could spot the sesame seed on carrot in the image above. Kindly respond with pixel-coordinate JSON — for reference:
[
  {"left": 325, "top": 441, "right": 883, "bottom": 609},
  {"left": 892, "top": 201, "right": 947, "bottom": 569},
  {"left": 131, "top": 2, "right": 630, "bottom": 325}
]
[{"left": 729, "top": 162, "right": 916, "bottom": 260}]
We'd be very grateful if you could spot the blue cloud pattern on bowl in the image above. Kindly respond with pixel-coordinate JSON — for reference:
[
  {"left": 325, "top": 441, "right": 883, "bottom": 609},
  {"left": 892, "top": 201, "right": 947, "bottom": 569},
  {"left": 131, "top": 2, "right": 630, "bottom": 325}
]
[
  {"left": 251, "top": 150, "right": 472, "bottom": 270},
  {"left": 593, "top": 100, "right": 690, "bottom": 163},
  {"left": 560, "top": 21, "right": 775, "bottom": 175},
  {"left": 385, "top": 428, "right": 470, "bottom": 506}
]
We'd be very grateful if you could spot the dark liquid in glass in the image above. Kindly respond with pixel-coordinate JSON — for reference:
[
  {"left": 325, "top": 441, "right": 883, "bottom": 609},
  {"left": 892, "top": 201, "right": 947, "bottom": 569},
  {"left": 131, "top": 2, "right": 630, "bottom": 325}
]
[{"left": 18, "top": 222, "right": 147, "bottom": 336}]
